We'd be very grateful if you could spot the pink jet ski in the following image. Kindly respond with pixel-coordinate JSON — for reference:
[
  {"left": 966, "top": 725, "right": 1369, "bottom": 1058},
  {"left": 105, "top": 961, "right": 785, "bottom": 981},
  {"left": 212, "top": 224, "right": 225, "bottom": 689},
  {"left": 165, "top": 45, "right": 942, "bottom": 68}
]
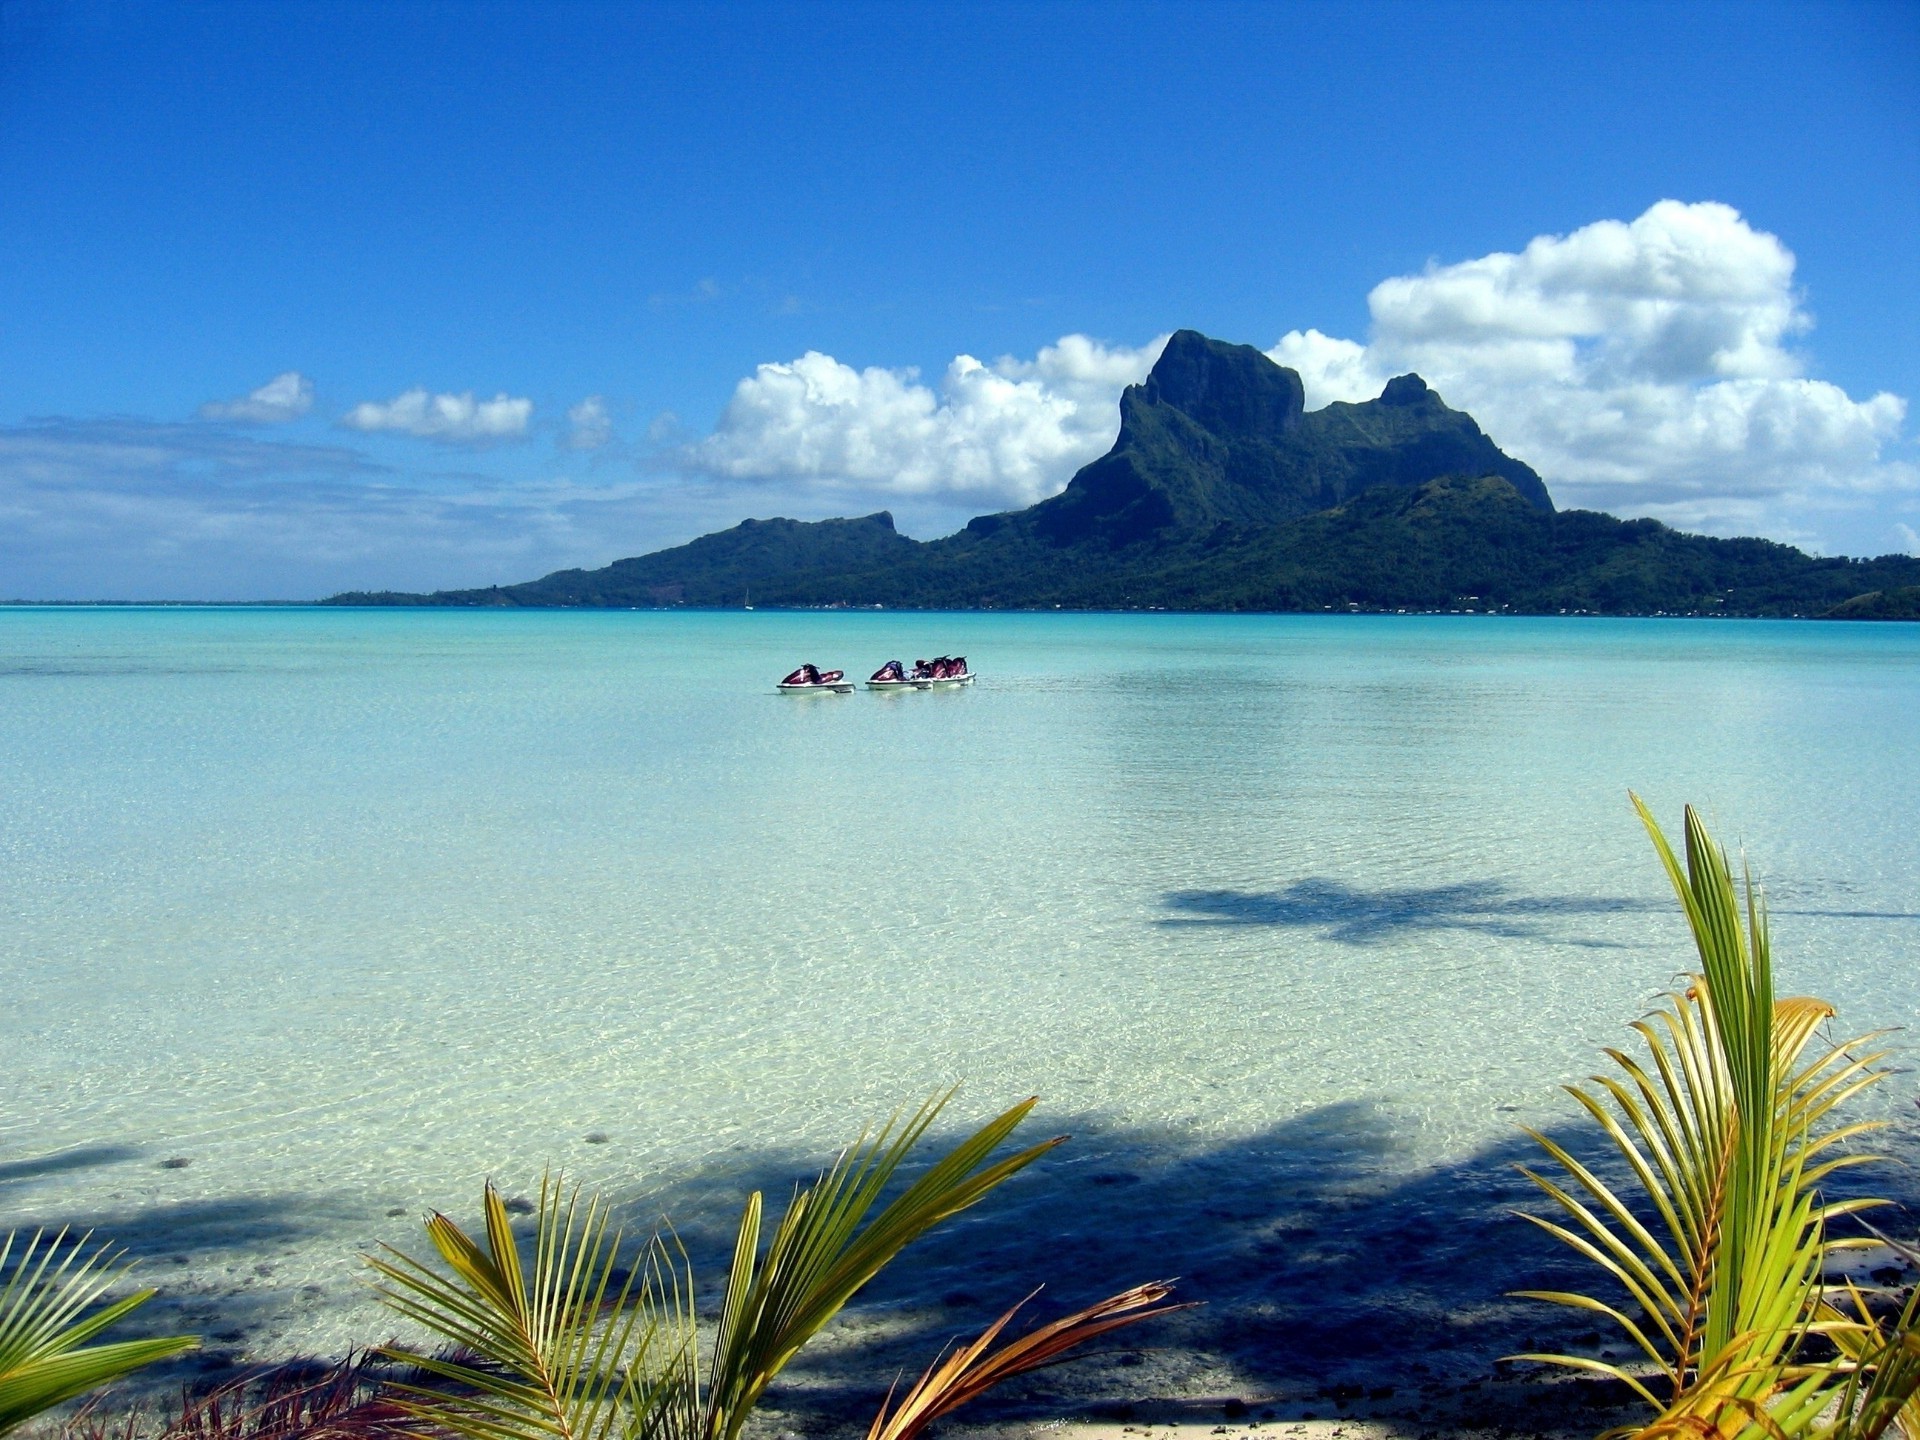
[
  {"left": 866, "top": 659, "right": 920, "bottom": 691},
  {"left": 917, "top": 655, "right": 975, "bottom": 687},
  {"left": 777, "top": 663, "right": 853, "bottom": 694}
]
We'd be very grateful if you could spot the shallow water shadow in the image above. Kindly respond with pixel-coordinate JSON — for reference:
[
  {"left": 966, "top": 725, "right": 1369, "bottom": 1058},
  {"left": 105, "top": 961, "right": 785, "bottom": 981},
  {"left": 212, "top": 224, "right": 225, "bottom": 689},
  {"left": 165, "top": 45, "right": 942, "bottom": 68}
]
[
  {"left": 27, "top": 1103, "right": 1914, "bottom": 1435},
  {"left": 0, "top": 1143, "right": 143, "bottom": 1193},
  {"left": 1160, "top": 877, "right": 1652, "bottom": 946},
  {"left": 579, "top": 1101, "right": 1919, "bottom": 1436}
]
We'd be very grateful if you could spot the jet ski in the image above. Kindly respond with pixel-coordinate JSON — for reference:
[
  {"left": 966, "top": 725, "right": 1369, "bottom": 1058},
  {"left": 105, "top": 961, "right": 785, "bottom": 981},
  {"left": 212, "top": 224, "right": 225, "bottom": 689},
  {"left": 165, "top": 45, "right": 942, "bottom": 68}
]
[
  {"left": 777, "top": 664, "right": 854, "bottom": 694},
  {"left": 912, "top": 655, "right": 975, "bottom": 687},
  {"left": 866, "top": 660, "right": 921, "bottom": 691}
]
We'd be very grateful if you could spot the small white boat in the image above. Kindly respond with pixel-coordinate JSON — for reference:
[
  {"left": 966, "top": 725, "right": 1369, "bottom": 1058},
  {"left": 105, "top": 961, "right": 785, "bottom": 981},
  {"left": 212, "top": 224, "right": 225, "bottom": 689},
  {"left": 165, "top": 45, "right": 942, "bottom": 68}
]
[
  {"left": 920, "top": 672, "right": 976, "bottom": 687},
  {"left": 866, "top": 676, "right": 923, "bottom": 692}
]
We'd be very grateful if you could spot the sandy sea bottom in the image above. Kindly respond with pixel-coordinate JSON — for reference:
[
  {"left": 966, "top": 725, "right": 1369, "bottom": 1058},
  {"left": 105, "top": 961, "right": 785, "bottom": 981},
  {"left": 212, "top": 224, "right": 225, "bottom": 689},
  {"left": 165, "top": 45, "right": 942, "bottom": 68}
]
[{"left": 3, "top": 609, "right": 1917, "bottom": 1432}]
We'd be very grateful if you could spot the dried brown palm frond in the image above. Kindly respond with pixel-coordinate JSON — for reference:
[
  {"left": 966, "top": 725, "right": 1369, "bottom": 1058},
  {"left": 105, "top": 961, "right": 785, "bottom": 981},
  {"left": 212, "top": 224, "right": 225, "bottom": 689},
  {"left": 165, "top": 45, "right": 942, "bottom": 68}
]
[
  {"left": 60, "top": 1353, "right": 420, "bottom": 1440},
  {"left": 866, "top": 1282, "right": 1192, "bottom": 1440}
]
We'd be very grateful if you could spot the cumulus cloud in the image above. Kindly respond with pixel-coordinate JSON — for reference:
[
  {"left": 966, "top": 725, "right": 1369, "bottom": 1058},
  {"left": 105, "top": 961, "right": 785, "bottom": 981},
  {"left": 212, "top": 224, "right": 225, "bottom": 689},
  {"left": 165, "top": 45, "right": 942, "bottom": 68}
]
[
  {"left": 688, "top": 332, "right": 1170, "bottom": 510},
  {"left": 342, "top": 388, "right": 533, "bottom": 443},
  {"left": 1268, "top": 200, "right": 1914, "bottom": 544},
  {"left": 198, "top": 371, "right": 314, "bottom": 423},
  {"left": 566, "top": 396, "right": 613, "bottom": 450},
  {"left": 682, "top": 205, "right": 1912, "bottom": 550}
]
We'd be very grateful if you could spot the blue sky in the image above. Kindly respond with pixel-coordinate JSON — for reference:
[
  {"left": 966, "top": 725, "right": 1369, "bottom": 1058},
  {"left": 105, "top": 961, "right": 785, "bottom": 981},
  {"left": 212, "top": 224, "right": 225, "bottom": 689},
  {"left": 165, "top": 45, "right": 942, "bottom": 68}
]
[{"left": 2, "top": 0, "right": 1916, "bottom": 599}]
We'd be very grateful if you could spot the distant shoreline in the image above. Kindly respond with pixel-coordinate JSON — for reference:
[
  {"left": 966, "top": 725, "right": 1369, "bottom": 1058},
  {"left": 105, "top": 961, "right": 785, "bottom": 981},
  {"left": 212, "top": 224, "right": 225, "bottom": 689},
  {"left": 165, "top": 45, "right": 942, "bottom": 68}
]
[{"left": 5, "top": 600, "right": 1916, "bottom": 619}]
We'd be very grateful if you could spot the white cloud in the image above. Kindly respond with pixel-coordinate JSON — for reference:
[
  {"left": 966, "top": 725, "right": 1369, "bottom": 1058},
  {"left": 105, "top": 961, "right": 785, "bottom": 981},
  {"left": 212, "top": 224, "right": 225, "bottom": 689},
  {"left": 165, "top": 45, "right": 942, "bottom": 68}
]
[
  {"left": 1897, "top": 522, "right": 1920, "bottom": 557},
  {"left": 342, "top": 388, "right": 533, "bottom": 443},
  {"left": 566, "top": 396, "right": 613, "bottom": 450},
  {"left": 0, "top": 416, "right": 729, "bottom": 600},
  {"left": 198, "top": 371, "right": 314, "bottom": 424},
  {"left": 688, "top": 332, "right": 1170, "bottom": 509},
  {"left": 1268, "top": 199, "right": 1914, "bottom": 543},
  {"left": 683, "top": 205, "right": 1913, "bottom": 550}
]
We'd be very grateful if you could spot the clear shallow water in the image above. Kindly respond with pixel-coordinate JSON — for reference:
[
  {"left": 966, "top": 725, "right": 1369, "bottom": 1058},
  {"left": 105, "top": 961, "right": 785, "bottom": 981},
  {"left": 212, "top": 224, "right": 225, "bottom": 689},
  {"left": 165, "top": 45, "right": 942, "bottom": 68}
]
[{"left": 2, "top": 608, "right": 1917, "bottom": 1395}]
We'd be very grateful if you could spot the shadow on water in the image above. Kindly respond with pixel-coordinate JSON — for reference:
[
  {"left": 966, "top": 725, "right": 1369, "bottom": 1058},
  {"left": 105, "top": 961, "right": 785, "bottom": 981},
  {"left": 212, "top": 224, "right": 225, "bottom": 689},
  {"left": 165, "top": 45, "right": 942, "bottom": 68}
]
[
  {"left": 1160, "top": 877, "right": 1654, "bottom": 947},
  {"left": 594, "top": 1101, "right": 1920, "bottom": 1435},
  {"left": 1158, "top": 878, "right": 1920, "bottom": 949},
  {"left": 11, "top": 1102, "right": 1916, "bottom": 1435},
  {"left": 1, "top": 1171, "right": 367, "bottom": 1379},
  {"left": 0, "top": 1143, "right": 144, "bottom": 1191}
]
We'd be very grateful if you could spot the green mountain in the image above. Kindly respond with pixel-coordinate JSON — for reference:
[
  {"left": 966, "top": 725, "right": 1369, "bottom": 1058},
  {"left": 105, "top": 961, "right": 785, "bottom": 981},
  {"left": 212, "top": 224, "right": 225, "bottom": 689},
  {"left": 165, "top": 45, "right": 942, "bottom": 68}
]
[
  {"left": 327, "top": 330, "right": 1920, "bottom": 617},
  {"left": 398, "top": 512, "right": 917, "bottom": 609},
  {"left": 1013, "top": 331, "right": 1551, "bottom": 550}
]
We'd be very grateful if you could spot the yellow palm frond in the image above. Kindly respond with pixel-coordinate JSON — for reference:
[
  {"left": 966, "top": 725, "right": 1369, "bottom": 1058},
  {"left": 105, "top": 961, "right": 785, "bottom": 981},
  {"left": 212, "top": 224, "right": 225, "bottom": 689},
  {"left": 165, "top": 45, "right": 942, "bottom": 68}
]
[{"left": 1513, "top": 798, "right": 1917, "bottom": 1438}]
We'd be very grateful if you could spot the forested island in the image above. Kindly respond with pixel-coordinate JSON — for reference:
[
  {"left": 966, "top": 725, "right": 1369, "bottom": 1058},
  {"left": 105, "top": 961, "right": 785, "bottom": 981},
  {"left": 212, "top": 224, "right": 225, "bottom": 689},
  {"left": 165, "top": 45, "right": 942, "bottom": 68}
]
[{"left": 328, "top": 331, "right": 1920, "bottom": 617}]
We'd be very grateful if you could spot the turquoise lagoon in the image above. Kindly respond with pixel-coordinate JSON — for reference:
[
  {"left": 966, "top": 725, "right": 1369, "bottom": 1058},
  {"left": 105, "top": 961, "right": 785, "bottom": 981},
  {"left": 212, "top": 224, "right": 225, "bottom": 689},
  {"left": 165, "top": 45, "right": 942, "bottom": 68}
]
[{"left": 3, "top": 608, "right": 1917, "bottom": 1389}]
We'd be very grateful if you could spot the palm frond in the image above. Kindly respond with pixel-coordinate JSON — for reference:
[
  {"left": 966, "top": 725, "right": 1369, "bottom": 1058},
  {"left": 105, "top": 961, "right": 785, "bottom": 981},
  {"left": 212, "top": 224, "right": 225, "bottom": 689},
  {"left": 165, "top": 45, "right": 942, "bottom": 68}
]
[
  {"left": 865, "top": 1282, "right": 1192, "bottom": 1440},
  {"left": 1512, "top": 798, "right": 1899, "bottom": 1434},
  {"left": 1816, "top": 1280, "right": 1920, "bottom": 1440},
  {"left": 370, "top": 1174, "right": 681, "bottom": 1440},
  {"left": 700, "top": 1091, "right": 1063, "bottom": 1440},
  {"left": 0, "top": 1227, "right": 198, "bottom": 1437},
  {"left": 370, "top": 1094, "right": 1063, "bottom": 1440}
]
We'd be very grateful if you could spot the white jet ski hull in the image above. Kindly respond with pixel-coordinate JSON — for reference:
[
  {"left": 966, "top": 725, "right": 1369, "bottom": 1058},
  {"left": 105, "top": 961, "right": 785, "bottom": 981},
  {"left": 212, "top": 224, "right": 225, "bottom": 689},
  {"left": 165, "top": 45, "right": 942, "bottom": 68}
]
[{"left": 867, "top": 673, "right": 977, "bottom": 690}]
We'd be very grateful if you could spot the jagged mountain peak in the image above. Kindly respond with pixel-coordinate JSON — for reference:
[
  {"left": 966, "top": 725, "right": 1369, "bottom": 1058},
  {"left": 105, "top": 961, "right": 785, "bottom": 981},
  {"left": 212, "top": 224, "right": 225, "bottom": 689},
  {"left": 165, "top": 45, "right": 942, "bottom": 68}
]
[
  {"left": 1133, "top": 329, "right": 1305, "bottom": 441},
  {"left": 1378, "top": 373, "right": 1433, "bottom": 406},
  {"left": 1025, "top": 329, "right": 1552, "bottom": 548}
]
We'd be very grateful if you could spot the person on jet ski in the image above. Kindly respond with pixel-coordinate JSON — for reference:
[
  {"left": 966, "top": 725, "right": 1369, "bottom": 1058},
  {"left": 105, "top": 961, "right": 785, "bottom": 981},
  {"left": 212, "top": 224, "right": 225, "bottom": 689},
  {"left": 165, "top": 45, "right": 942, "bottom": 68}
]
[
  {"left": 871, "top": 660, "right": 906, "bottom": 682},
  {"left": 781, "top": 663, "right": 821, "bottom": 686}
]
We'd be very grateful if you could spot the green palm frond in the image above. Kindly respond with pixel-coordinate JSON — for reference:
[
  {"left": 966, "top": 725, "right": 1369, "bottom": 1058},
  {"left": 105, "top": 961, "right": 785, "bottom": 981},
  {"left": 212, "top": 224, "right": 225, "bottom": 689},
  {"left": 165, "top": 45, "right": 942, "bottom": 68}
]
[
  {"left": 1512, "top": 798, "right": 1916, "bottom": 1437},
  {"left": 371, "top": 1092, "right": 1064, "bottom": 1440},
  {"left": 370, "top": 1175, "right": 686, "bottom": 1440},
  {"left": 702, "top": 1092, "right": 1061, "bottom": 1440},
  {"left": 0, "top": 1227, "right": 198, "bottom": 1436}
]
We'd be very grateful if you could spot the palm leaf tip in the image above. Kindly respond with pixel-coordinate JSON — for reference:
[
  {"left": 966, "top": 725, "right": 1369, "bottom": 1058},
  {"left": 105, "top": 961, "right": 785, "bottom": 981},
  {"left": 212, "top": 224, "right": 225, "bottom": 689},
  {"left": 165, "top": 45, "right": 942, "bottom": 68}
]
[
  {"left": 701, "top": 1093, "right": 1066, "bottom": 1440},
  {"left": 0, "top": 1229, "right": 198, "bottom": 1438},
  {"left": 867, "top": 1282, "right": 1193, "bottom": 1440}
]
